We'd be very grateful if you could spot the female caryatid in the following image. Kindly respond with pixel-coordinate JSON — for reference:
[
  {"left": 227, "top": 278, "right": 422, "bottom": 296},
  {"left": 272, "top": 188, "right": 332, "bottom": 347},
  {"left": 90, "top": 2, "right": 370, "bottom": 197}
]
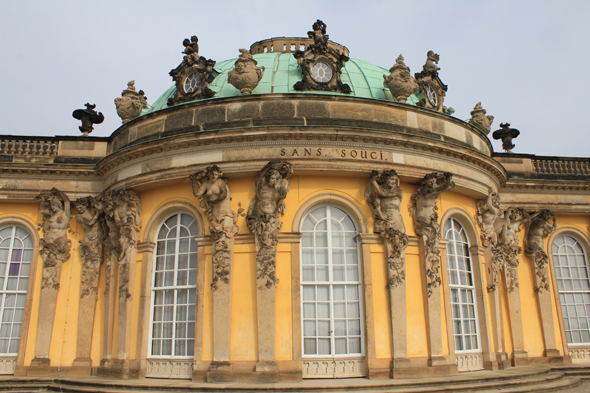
[{"left": 190, "top": 164, "right": 240, "bottom": 239}]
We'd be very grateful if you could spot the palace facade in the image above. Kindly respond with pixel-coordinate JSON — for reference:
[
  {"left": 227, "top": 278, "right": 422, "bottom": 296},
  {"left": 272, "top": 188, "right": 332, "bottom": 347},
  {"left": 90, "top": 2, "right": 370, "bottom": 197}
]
[{"left": 0, "top": 21, "right": 589, "bottom": 382}]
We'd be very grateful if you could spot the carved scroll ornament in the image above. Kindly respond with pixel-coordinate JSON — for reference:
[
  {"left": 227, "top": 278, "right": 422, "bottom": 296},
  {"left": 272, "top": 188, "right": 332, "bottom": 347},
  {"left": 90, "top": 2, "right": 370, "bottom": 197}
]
[
  {"left": 36, "top": 188, "right": 72, "bottom": 290},
  {"left": 411, "top": 172, "right": 455, "bottom": 297},
  {"left": 247, "top": 161, "right": 293, "bottom": 289}
]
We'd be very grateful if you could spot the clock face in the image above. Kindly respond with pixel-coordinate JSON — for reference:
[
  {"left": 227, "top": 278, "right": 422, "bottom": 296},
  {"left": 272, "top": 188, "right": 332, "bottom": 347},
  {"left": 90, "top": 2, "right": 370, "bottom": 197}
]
[
  {"left": 311, "top": 61, "right": 333, "bottom": 83},
  {"left": 184, "top": 72, "right": 201, "bottom": 94},
  {"left": 425, "top": 85, "right": 438, "bottom": 107}
]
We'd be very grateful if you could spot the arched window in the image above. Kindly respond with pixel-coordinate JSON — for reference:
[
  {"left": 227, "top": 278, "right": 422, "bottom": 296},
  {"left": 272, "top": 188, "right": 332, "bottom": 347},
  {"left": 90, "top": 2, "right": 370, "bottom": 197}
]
[
  {"left": 150, "top": 213, "right": 199, "bottom": 358},
  {"left": 0, "top": 225, "right": 33, "bottom": 355},
  {"left": 300, "top": 205, "right": 363, "bottom": 357},
  {"left": 552, "top": 234, "right": 590, "bottom": 344},
  {"left": 444, "top": 218, "right": 480, "bottom": 353}
]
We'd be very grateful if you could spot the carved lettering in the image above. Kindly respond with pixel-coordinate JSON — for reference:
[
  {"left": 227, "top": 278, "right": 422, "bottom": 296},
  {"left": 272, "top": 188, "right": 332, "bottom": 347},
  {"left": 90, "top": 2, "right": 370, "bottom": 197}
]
[
  {"left": 292, "top": 149, "right": 299, "bottom": 157},
  {"left": 341, "top": 149, "right": 346, "bottom": 158},
  {"left": 304, "top": 148, "right": 312, "bottom": 156},
  {"left": 350, "top": 150, "right": 357, "bottom": 158},
  {"left": 360, "top": 151, "right": 367, "bottom": 159},
  {"left": 370, "top": 152, "right": 377, "bottom": 159},
  {"left": 316, "top": 148, "right": 322, "bottom": 156},
  {"left": 280, "top": 148, "right": 286, "bottom": 156}
]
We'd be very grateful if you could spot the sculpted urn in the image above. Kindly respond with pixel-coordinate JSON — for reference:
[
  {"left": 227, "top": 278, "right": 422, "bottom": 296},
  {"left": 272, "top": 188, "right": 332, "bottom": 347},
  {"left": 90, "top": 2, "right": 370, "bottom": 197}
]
[
  {"left": 228, "top": 49, "right": 265, "bottom": 95},
  {"left": 114, "top": 81, "right": 148, "bottom": 124},
  {"left": 383, "top": 55, "right": 418, "bottom": 103}
]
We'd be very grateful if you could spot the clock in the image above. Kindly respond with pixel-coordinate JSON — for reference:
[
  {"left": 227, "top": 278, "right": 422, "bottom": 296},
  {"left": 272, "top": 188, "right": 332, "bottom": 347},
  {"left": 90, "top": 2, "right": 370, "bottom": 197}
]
[
  {"left": 184, "top": 72, "right": 201, "bottom": 94},
  {"left": 311, "top": 61, "right": 333, "bottom": 83},
  {"left": 425, "top": 85, "right": 437, "bottom": 107}
]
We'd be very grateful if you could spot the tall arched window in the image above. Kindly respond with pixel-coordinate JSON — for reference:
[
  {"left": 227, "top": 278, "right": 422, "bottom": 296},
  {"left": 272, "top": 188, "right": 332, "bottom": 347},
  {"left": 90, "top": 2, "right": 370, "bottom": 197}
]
[
  {"left": 444, "top": 218, "right": 480, "bottom": 354},
  {"left": 0, "top": 225, "right": 33, "bottom": 355},
  {"left": 300, "top": 205, "right": 363, "bottom": 358},
  {"left": 150, "top": 213, "right": 198, "bottom": 358},
  {"left": 552, "top": 234, "right": 590, "bottom": 344}
]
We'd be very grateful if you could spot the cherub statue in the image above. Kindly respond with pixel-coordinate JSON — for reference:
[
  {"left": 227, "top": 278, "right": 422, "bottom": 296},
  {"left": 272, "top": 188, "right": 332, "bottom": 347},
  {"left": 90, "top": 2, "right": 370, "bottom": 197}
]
[
  {"left": 423, "top": 50, "right": 440, "bottom": 72},
  {"left": 308, "top": 19, "right": 329, "bottom": 48},
  {"left": 182, "top": 35, "right": 199, "bottom": 56}
]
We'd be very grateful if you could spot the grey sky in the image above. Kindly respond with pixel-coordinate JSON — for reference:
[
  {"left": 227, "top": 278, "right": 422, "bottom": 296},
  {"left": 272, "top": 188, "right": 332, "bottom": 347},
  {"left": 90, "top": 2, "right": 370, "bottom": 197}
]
[{"left": 0, "top": 1, "right": 588, "bottom": 157}]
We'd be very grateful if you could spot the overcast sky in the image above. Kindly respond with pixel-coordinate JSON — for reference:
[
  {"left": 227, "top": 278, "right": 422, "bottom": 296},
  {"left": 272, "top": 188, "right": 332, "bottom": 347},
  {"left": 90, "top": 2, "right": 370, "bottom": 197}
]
[{"left": 0, "top": 1, "right": 588, "bottom": 158}]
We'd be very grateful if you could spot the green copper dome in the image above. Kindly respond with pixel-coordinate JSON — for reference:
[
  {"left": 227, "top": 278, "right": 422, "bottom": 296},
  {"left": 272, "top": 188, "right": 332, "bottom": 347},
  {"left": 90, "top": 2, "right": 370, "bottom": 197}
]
[{"left": 144, "top": 52, "right": 421, "bottom": 115}]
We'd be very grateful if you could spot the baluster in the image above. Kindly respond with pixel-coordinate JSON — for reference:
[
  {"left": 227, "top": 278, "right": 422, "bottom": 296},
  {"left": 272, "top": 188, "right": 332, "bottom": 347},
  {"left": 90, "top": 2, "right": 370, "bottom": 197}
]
[
  {"left": 8, "top": 140, "right": 15, "bottom": 154},
  {"left": 0, "top": 140, "right": 5, "bottom": 154}
]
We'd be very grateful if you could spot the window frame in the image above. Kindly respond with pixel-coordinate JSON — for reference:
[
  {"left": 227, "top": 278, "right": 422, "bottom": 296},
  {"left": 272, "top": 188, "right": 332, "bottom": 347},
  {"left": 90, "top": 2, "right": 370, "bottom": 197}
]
[{"left": 299, "top": 204, "right": 365, "bottom": 359}]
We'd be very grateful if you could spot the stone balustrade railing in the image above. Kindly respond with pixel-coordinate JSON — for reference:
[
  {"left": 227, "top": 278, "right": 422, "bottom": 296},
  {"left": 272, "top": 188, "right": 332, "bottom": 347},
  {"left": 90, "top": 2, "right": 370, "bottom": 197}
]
[
  {"left": 0, "top": 138, "right": 59, "bottom": 156},
  {"left": 533, "top": 158, "right": 590, "bottom": 175}
]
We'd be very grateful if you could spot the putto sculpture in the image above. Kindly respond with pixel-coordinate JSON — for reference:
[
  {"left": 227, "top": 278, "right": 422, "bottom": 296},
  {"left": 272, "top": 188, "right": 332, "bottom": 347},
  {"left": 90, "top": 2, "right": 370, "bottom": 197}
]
[
  {"left": 247, "top": 160, "right": 293, "bottom": 288},
  {"left": 72, "top": 103, "right": 104, "bottom": 136},
  {"left": 493, "top": 122, "right": 520, "bottom": 153},
  {"left": 114, "top": 81, "right": 149, "bottom": 124},
  {"left": 228, "top": 48, "right": 265, "bottom": 95},
  {"left": 383, "top": 55, "right": 418, "bottom": 104},
  {"left": 411, "top": 172, "right": 455, "bottom": 296},
  {"left": 524, "top": 210, "right": 556, "bottom": 293},
  {"left": 365, "top": 170, "right": 408, "bottom": 287},
  {"left": 36, "top": 188, "right": 72, "bottom": 290},
  {"left": 468, "top": 102, "right": 494, "bottom": 135},
  {"left": 190, "top": 165, "right": 243, "bottom": 290}
]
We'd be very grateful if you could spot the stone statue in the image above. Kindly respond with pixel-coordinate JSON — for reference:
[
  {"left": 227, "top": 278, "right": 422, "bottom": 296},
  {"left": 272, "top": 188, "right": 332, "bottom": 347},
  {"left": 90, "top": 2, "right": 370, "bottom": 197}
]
[
  {"left": 99, "top": 191, "right": 120, "bottom": 296},
  {"left": 468, "top": 102, "right": 494, "bottom": 135},
  {"left": 423, "top": 50, "right": 440, "bottom": 72},
  {"left": 114, "top": 80, "right": 149, "bottom": 124},
  {"left": 247, "top": 161, "right": 293, "bottom": 288},
  {"left": 110, "top": 189, "right": 142, "bottom": 299},
  {"left": 492, "top": 123, "right": 520, "bottom": 153},
  {"left": 308, "top": 19, "right": 329, "bottom": 49},
  {"left": 36, "top": 188, "right": 72, "bottom": 290},
  {"left": 475, "top": 190, "right": 501, "bottom": 247},
  {"left": 182, "top": 35, "right": 199, "bottom": 56},
  {"left": 493, "top": 207, "right": 531, "bottom": 292},
  {"left": 75, "top": 196, "right": 104, "bottom": 297},
  {"left": 190, "top": 165, "right": 243, "bottom": 290},
  {"left": 383, "top": 55, "right": 418, "bottom": 103},
  {"left": 524, "top": 210, "right": 556, "bottom": 293},
  {"left": 365, "top": 170, "right": 408, "bottom": 287},
  {"left": 228, "top": 48, "right": 265, "bottom": 95},
  {"left": 72, "top": 103, "right": 104, "bottom": 136},
  {"left": 411, "top": 172, "right": 455, "bottom": 296}
]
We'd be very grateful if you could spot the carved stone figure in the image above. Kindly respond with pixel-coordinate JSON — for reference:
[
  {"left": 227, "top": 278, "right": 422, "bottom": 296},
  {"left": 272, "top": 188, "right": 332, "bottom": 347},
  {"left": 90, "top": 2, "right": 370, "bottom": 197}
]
[
  {"left": 365, "top": 170, "right": 408, "bottom": 287},
  {"left": 228, "top": 49, "right": 265, "bottom": 95},
  {"left": 524, "top": 210, "right": 556, "bottom": 293},
  {"left": 492, "top": 123, "right": 520, "bottom": 153},
  {"left": 493, "top": 207, "right": 531, "bottom": 293},
  {"left": 414, "top": 51, "right": 447, "bottom": 112},
  {"left": 72, "top": 103, "right": 104, "bottom": 136},
  {"left": 36, "top": 188, "right": 72, "bottom": 290},
  {"left": 383, "top": 55, "right": 418, "bottom": 104},
  {"left": 411, "top": 172, "right": 455, "bottom": 296},
  {"left": 475, "top": 191, "right": 501, "bottom": 247},
  {"left": 293, "top": 20, "right": 351, "bottom": 94},
  {"left": 108, "top": 189, "right": 142, "bottom": 299},
  {"left": 247, "top": 161, "right": 293, "bottom": 289},
  {"left": 75, "top": 196, "right": 104, "bottom": 297},
  {"left": 114, "top": 81, "right": 149, "bottom": 124},
  {"left": 468, "top": 102, "right": 494, "bottom": 135},
  {"left": 168, "top": 35, "right": 216, "bottom": 106},
  {"left": 190, "top": 165, "right": 243, "bottom": 290},
  {"left": 99, "top": 191, "right": 120, "bottom": 297}
]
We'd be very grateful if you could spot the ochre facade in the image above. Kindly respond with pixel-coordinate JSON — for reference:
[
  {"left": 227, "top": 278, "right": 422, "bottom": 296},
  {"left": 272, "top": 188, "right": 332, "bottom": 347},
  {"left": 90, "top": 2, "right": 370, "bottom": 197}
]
[{"left": 1, "top": 23, "right": 589, "bottom": 382}]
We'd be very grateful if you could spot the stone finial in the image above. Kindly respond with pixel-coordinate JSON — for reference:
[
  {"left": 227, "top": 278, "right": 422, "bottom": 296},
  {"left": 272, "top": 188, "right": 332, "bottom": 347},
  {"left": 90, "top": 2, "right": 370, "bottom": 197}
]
[
  {"left": 72, "top": 103, "right": 104, "bottom": 136},
  {"left": 492, "top": 122, "right": 520, "bottom": 153},
  {"left": 423, "top": 50, "right": 440, "bottom": 72},
  {"left": 468, "top": 102, "right": 494, "bottom": 135},
  {"left": 383, "top": 55, "right": 418, "bottom": 103},
  {"left": 114, "top": 80, "right": 149, "bottom": 124},
  {"left": 228, "top": 49, "right": 266, "bottom": 95}
]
